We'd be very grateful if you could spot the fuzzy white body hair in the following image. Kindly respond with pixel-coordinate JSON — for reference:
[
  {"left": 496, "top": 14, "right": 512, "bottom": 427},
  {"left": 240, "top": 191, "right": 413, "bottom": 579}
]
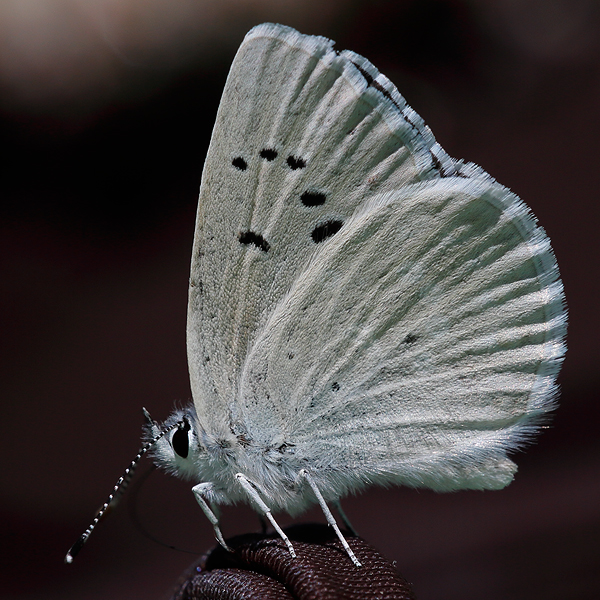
[{"left": 147, "top": 23, "right": 566, "bottom": 521}]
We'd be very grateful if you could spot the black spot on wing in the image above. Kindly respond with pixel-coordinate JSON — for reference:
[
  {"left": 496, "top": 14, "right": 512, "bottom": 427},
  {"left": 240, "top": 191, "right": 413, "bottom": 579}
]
[
  {"left": 260, "top": 148, "right": 278, "bottom": 161},
  {"left": 311, "top": 220, "right": 343, "bottom": 243},
  {"left": 301, "top": 191, "right": 326, "bottom": 206},
  {"left": 403, "top": 333, "right": 419, "bottom": 344},
  {"left": 232, "top": 157, "right": 247, "bottom": 170},
  {"left": 239, "top": 231, "right": 270, "bottom": 252},
  {"left": 287, "top": 155, "right": 306, "bottom": 170}
]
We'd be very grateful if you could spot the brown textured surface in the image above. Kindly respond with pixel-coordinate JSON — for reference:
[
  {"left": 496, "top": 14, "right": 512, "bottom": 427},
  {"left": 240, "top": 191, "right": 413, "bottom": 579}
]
[{"left": 171, "top": 524, "right": 415, "bottom": 600}]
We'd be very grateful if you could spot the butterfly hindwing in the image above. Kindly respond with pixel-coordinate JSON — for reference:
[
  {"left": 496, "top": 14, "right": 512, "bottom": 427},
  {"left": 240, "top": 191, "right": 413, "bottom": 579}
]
[{"left": 239, "top": 175, "right": 565, "bottom": 493}]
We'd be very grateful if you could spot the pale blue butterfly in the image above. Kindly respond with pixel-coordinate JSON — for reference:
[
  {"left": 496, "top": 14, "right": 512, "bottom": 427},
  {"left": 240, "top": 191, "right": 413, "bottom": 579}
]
[{"left": 67, "top": 23, "right": 567, "bottom": 567}]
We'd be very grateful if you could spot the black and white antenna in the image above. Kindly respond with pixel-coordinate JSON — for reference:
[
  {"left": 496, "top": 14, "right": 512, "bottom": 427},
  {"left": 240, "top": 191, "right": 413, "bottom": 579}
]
[{"left": 64, "top": 408, "right": 183, "bottom": 564}]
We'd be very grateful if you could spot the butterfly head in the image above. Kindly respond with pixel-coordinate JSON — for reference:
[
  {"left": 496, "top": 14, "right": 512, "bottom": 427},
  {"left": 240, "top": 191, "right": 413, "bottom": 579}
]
[{"left": 144, "top": 406, "right": 205, "bottom": 481}]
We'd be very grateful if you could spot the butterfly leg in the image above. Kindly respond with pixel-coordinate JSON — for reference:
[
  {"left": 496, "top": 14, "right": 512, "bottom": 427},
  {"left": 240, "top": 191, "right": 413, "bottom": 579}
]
[
  {"left": 191, "top": 482, "right": 232, "bottom": 551},
  {"left": 299, "top": 470, "right": 362, "bottom": 567},
  {"left": 235, "top": 473, "right": 296, "bottom": 558},
  {"left": 333, "top": 500, "right": 358, "bottom": 536}
]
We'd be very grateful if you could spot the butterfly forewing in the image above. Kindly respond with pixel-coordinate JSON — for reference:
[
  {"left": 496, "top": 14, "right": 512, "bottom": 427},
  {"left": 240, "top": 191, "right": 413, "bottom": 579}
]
[{"left": 187, "top": 25, "right": 450, "bottom": 430}]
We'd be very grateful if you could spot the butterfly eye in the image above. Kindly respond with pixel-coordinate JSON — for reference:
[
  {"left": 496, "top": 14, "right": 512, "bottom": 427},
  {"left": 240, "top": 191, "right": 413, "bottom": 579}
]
[{"left": 172, "top": 423, "right": 190, "bottom": 459}]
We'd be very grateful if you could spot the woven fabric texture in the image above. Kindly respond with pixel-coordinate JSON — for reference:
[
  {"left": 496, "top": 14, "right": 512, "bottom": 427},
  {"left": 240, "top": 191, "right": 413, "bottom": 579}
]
[{"left": 171, "top": 524, "right": 415, "bottom": 600}]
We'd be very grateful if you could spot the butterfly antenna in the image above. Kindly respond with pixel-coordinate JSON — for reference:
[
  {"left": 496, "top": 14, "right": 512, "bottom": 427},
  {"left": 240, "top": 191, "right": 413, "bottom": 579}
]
[{"left": 64, "top": 408, "right": 182, "bottom": 564}]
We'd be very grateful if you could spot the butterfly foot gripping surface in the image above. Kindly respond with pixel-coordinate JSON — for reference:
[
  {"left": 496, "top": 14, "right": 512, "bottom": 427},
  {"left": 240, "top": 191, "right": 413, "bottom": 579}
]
[
  {"left": 192, "top": 482, "right": 233, "bottom": 552},
  {"left": 300, "top": 470, "right": 362, "bottom": 566},
  {"left": 235, "top": 473, "right": 297, "bottom": 559}
]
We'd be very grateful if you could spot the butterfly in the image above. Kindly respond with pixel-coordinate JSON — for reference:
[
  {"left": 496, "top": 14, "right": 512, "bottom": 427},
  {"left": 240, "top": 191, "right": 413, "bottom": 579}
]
[{"left": 67, "top": 23, "right": 567, "bottom": 567}]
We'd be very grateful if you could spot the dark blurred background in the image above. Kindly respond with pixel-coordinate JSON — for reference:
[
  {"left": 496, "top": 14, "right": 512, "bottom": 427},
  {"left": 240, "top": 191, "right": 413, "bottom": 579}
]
[{"left": 1, "top": 1, "right": 599, "bottom": 599}]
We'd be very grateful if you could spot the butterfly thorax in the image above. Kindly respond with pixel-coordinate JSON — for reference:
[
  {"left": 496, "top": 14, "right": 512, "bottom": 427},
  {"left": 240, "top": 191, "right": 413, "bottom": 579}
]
[{"left": 148, "top": 407, "right": 320, "bottom": 514}]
